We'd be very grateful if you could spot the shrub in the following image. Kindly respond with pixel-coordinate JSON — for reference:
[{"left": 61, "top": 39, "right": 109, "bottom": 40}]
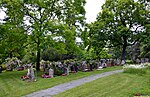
[
  {"left": 1, "top": 64, "right": 6, "bottom": 70},
  {"left": 126, "top": 60, "right": 133, "bottom": 64},
  {"left": 54, "top": 68, "right": 63, "bottom": 76}
]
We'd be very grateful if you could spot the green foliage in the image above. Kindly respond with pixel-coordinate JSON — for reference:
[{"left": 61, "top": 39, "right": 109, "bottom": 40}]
[
  {"left": 41, "top": 47, "right": 62, "bottom": 61},
  {"left": 83, "top": 48, "right": 97, "bottom": 60},
  {"left": 88, "top": 0, "right": 150, "bottom": 60},
  {"left": 0, "top": 64, "right": 6, "bottom": 70},
  {"left": 54, "top": 68, "right": 64, "bottom": 76},
  {"left": 21, "top": 53, "right": 36, "bottom": 64},
  {"left": 98, "top": 48, "right": 112, "bottom": 59},
  {"left": 125, "top": 60, "right": 133, "bottom": 64},
  {"left": 0, "top": 0, "right": 86, "bottom": 70},
  {"left": 140, "top": 44, "right": 150, "bottom": 58}
]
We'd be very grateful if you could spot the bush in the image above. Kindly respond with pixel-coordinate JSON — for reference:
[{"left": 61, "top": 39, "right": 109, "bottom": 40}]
[
  {"left": 1, "top": 64, "right": 6, "bottom": 70},
  {"left": 54, "top": 68, "right": 63, "bottom": 76}
]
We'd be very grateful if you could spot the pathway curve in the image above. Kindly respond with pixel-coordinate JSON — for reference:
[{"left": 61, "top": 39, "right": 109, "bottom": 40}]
[{"left": 23, "top": 69, "right": 123, "bottom": 97}]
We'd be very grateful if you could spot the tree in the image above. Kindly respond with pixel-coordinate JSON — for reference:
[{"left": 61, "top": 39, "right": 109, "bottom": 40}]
[
  {"left": 0, "top": 0, "right": 86, "bottom": 71},
  {"left": 89, "top": 0, "right": 150, "bottom": 62},
  {"left": 0, "top": 1, "right": 27, "bottom": 62}
]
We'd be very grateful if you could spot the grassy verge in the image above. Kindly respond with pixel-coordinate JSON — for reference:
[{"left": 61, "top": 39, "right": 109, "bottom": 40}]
[
  {"left": 0, "top": 66, "right": 122, "bottom": 97},
  {"left": 54, "top": 68, "right": 150, "bottom": 97}
]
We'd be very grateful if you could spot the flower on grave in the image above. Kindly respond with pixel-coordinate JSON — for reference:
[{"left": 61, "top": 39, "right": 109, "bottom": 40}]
[{"left": 134, "top": 93, "right": 141, "bottom": 96}]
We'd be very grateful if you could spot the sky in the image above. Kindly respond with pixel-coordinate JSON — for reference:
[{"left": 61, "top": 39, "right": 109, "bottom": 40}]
[
  {"left": 85, "top": 0, "right": 105, "bottom": 23},
  {"left": 0, "top": 0, "right": 105, "bottom": 23},
  {"left": 0, "top": 9, "right": 5, "bottom": 20}
]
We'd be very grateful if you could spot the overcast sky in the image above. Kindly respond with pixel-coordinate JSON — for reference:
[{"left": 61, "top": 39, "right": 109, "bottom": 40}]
[{"left": 85, "top": 0, "right": 105, "bottom": 23}]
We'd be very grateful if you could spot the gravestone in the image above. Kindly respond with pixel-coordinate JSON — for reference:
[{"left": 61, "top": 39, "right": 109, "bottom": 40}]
[
  {"left": 27, "top": 66, "right": 35, "bottom": 81},
  {"left": 98, "top": 61, "right": 101, "bottom": 67},
  {"left": 49, "top": 68, "right": 54, "bottom": 78},
  {"left": 136, "top": 58, "right": 141, "bottom": 64},
  {"left": 45, "top": 68, "right": 49, "bottom": 75},
  {"left": 106, "top": 59, "right": 111, "bottom": 67},
  {"left": 0, "top": 66, "right": 2, "bottom": 73},
  {"left": 141, "top": 58, "right": 145, "bottom": 63},
  {"left": 145, "top": 58, "right": 149, "bottom": 63},
  {"left": 64, "top": 67, "right": 69, "bottom": 75},
  {"left": 70, "top": 65, "right": 75, "bottom": 72},
  {"left": 116, "top": 59, "right": 120, "bottom": 65},
  {"left": 121, "top": 60, "right": 126, "bottom": 65},
  {"left": 6, "top": 65, "right": 12, "bottom": 71},
  {"left": 102, "top": 62, "right": 107, "bottom": 68}
]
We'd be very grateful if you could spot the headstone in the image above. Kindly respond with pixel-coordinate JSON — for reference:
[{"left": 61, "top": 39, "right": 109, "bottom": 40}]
[
  {"left": 6, "top": 65, "right": 12, "bottom": 71},
  {"left": 64, "top": 67, "right": 69, "bottom": 75},
  {"left": 27, "top": 66, "right": 35, "bottom": 81},
  {"left": 106, "top": 59, "right": 111, "bottom": 67},
  {"left": 89, "top": 64, "right": 93, "bottom": 71},
  {"left": 145, "top": 58, "right": 149, "bottom": 63},
  {"left": 114, "top": 59, "right": 117, "bottom": 65},
  {"left": 141, "top": 58, "right": 145, "bottom": 64},
  {"left": 116, "top": 59, "right": 120, "bottom": 65},
  {"left": 121, "top": 60, "right": 126, "bottom": 65},
  {"left": 111, "top": 60, "right": 115, "bottom": 66},
  {"left": 136, "top": 58, "right": 141, "bottom": 64},
  {"left": 102, "top": 62, "right": 107, "bottom": 68},
  {"left": 45, "top": 68, "right": 49, "bottom": 75},
  {"left": 0, "top": 66, "right": 2, "bottom": 73},
  {"left": 74, "top": 64, "right": 78, "bottom": 72},
  {"left": 70, "top": 65, "right": 75, "bottom": 72},
  {"left": 49, "top": 68, "right": 54, "bottom": 78},
  {"left": 97, "top": 61, "right": 100, "bottom": 67}
]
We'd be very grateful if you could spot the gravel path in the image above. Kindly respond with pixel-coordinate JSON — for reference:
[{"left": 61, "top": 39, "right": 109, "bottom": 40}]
[{"left": 23, "top": 69, "right": 123, "bottom": 97}]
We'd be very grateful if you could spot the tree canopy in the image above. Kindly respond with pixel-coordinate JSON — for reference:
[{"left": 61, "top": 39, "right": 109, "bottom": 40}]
[
  {"left": 88, "top": 0, "right": 150, "bottom": 61},
  {"left": 0, "top": 0, "right": 86, "bottom": 70}
]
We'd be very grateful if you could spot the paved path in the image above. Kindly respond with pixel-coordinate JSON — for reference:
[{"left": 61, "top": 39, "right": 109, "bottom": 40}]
[{"left": 23, "top": 70, "right": 123, "bottom": 97}]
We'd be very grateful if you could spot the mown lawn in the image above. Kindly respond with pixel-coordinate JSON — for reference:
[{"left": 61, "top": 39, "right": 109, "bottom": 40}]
[
  {"left": 0, "top": 66, "right": 122, "bottom": 97},
  {"left": 54, "top": 68, "right": 150, "bottom": 97}
]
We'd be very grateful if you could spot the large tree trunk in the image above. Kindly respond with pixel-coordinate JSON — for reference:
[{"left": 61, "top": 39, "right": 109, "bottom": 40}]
[
  {"left": 36, "top": 48, "right": 40, "bottom": 71},
  {"left": 9, "top": 52, "right": 13, "bottom": 58},
  {"left": 36, "top": 39, "right": 40, "bottom": 71},
  {"left": 120, "top": 35, "right": 127, "bottom": 65},
  {"left": 121, "top": 44, "right": 127, "bottom": 61}
]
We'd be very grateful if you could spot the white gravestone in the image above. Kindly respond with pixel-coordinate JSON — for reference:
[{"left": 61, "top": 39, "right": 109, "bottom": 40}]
[{"left": 49, "top": 68, "right": 54, "bottom": 78}]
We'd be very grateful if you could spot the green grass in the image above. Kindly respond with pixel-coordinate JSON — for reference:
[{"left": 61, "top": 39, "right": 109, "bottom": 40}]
[
  {"left": 123, "top": 68, "right": 147, "bottom": 76},
  {"left": 0, "top": 66, "right": 122, "bottom": 97},
  {"left": 54, "top": 68, "right": 150, "bottom": 97}
]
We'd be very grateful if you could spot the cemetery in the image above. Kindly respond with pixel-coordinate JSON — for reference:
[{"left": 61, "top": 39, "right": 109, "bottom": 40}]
[
  {"left": 0, "top": 0, "right": 150, "bottom": 97},
  {"left": 0, "top": 58, "right": 150, "bottom": 97}
]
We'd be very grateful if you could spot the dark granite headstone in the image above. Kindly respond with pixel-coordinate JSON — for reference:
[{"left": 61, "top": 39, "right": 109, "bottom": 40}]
[{"left": 0, "top": 66, "right": 2, "bottom": 73}]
